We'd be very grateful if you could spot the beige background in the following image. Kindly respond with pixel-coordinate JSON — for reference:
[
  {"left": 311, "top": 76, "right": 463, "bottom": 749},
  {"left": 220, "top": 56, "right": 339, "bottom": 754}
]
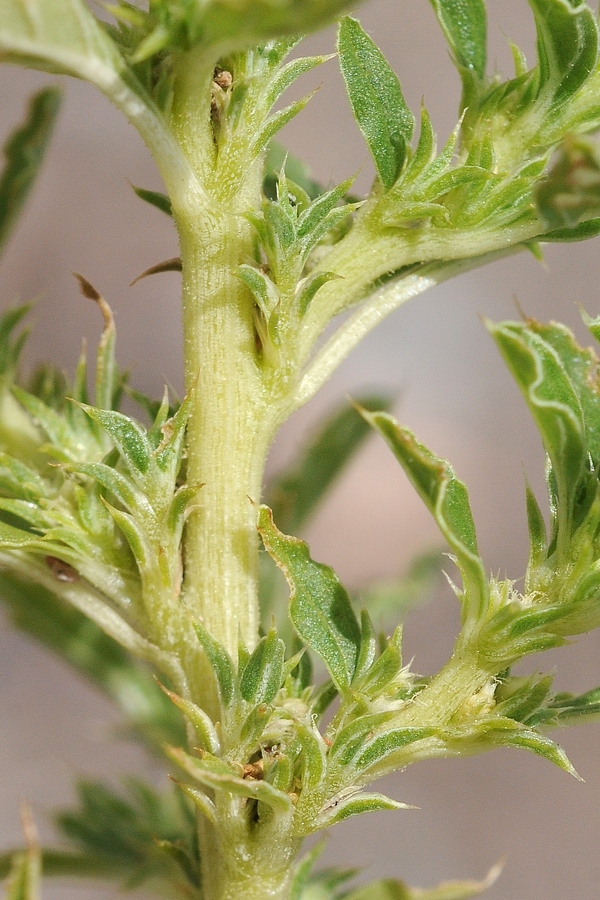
[{"left": 2, "top": 1, "right": 600, "bottom": 897}]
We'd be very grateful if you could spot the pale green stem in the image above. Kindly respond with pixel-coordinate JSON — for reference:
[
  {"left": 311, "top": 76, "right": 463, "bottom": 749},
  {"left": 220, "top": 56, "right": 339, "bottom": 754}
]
[
  {"left": 290, "top": 246, "right": 523, "bottom": 413},
  {"left": 177, "top": 207, "right": 271, "bottom": 661},
  {"left": 297, "top": 215, "right": 543, "bottom": 371},
  {"left": 197, "top": 811, "right": 299, "bottom": 900}
]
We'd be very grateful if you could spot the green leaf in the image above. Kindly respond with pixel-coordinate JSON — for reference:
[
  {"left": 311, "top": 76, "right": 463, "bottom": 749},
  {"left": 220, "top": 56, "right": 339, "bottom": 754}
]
[
  {"left": 541, "top": 217, "right": 600, "bottom": 241},
  {"left": 314, "top": 791, "right": 409, "bottom": 830},
  {"left": 267, "top": 394, "right": 392, "bottom": 533},
  {"left": 488, "top": 320, "right": 591, "bottom": 542},
  {"left": 80, "top": 405, "right": 151, "bottom": 474},
  {"left": 296, "top": 272, "right": 340, "bottom": 317},
  {"left": 239, "top": 628, "right": 285, "bottom": 704},
  {"left": 289, "top": 841, "right": 326, "bottom": 900},
  {"left": 0, "top": 850, "right": 119, "bottom": 882},
  {"left": 427, "top": 0, "right": 487, "bottom": 83},
  {"left": 157, "top": 684, "right": 220, "bottom": 755},
  {"left": 0, "top": 0, "right": 126, "bottom": 83},
  {"left": 169, "top": 748, "right": 292, "bottom": 812},
  {"left": 258, "top": 506, "right": 361, "bottom": 694},
  {"left": 55, "top": 778, "right": 200, "bottom": 895},
  {"left": 0, "top": 88, "right": 60, "bottom": 256},
  {"left": 264, "top": 142, "right": 322, "bottom": 201},
  {"left": 344, "top": 866, "right": 500, "bottom": 900},
  {"left": 364, "top": 410, "right": 488, "bottom": 621},
  {"left": 338, "top": 17, "right": 414, "bottom": 190},
  {"left": 193, "top": 621, "right": 235, "bottom": 707},
  {"left": 132, "top": 185, "right": 172, "bottom": 216},
  {"left": 238, "top": 265, "right": 280, "bottom": 322},
  {"left": 252, "top": 92, "right": 318, "bottom": 157},
  {"left": 525, "top": 481, "right": 547, "bottom": 574},
  {"left": 529, "top": 0, "right": 599, "bottom": 104}
]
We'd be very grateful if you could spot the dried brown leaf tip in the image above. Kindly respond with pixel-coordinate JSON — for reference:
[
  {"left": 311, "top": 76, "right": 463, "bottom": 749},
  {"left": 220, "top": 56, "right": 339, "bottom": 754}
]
[
  {"left": 73, "top": 272, "right": 114, "bottom": 330},
  {"left": 130, "top": 257, "right": 182, "bottom": 286}
]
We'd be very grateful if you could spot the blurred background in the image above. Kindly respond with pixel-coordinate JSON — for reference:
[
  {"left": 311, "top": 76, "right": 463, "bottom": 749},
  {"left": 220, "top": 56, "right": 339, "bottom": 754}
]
[{"left": 2, "top": 1, "right": 600, "bottom": 897}]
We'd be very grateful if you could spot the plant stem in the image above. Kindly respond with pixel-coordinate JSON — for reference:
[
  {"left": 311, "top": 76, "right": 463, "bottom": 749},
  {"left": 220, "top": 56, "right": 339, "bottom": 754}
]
[{"left": 177, "top": 206, "right": 272, "bottom": 661}]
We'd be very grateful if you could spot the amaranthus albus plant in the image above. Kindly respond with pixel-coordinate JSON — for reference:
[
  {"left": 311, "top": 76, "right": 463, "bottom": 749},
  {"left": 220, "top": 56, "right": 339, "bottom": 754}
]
[{"left": 3, "top": 1, "right": 600, "bottom": 898}]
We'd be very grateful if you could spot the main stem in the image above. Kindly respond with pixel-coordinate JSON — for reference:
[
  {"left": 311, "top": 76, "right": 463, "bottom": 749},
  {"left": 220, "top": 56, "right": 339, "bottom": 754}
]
[{"left": 177, "top": 205, "right": 270, "bottom": 660}]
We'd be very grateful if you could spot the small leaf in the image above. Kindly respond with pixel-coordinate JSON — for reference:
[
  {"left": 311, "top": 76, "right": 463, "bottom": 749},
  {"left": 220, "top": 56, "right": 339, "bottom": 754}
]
[
  {"left": 157, "top": 683, "right": 220, "bottom": 755},
  {"left": 525, "top": 481, "right": 547, "bottom": 574},
  {"left": 289, "top": 840, "right": 326, "bottom": 900},
  {"left": 344, "top": 865, "right": 501, "bottom": 900},
  {"left": 264, "top": 142, "right": 322, "bottom": 201},
  {"left": 252, "top": 92, "right": 318, "bottom": 157},
  {"left": 338, "top": 17, "right": 414, "bottom": 190},
  {"left": 193, "top": 621, "right": 235, "bottom": 707},
  {"left": 80, "top": 405, "right": 151, "bottom": 475},
  {"left": 295, "top": 272, "right": 340, "bottom": 317},
  {"left": 488, "top": 320, "right": 590, "bottom": 542},
  {"left": 258, "top": 506, "right": 361, "bottom": 694},
  {"left": 172, "top": 781, "right": 217, "bottom": 825},
  {"left": 168, "top": 748, "right": 292, "bottom": 812},
  {"left": 353, "top": 610, "right": 377, "bottom": 683},
  {"left": 314, "top": 791, "right": 409, "bottom": 830},
  {"left": 132, "top": 185, "right": 172, "bottom": 217},
  {"left": 364, "top": 410, "right": 487, "bottom": 621},
  {"left": 0, "top": 88, "right": 61, "bottom": 255},
  {"left": 239, "top": 628, "right": 285, "bottom": 704},
  {"left": 237, "top": 265, "right": 280, "bottom": 322},
  {"left": 428, "top": 0, "right": 487, "bottom": 82}
]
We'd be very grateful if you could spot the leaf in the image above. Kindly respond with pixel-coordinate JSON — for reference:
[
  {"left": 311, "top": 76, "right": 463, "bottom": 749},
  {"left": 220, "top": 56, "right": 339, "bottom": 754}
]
[
  {"left": 0, "top": 0, "right": 126, "bottom": 83},
  {"left": 258, "top": 506, "right": 361, "bottom": 694},
  {"left": 237, "top": 265, "right": 280, "bottom": 322},
  {"left": 427, "top": 0, "right": 487, "bottom": 83},
  {"left": 157, "top": 683, "right": 220, "bottom": 755},
  {"left": 541, "top": 217, "right": 600, "bottom": 241},
  {"left": 488, "top": 320, "right": 591, "bottom": 542},
  {"left": 296, "top": 272, "right": 340, "bottom": 317},
  {"left": 364, "top": 410, "right": 488, "bottom": 621},
  {"left": 314, "top": 791, "right": 409, "bottom": 830},
  {"left": 289, "top": 841, "right": 327, "bottom": 900},
  {"left": 169, "top": 748, "right": 292, "bottom": 812},
  {"left": 80, "top": 405, "right": 151, "bottom": 474},
  {"left": 193, "top": 621, "right": 235, "bottom": 706},
  {"left": 264, "top": 142, "right": 322, "bottom": 201},
  {"left": 251, "top": 92, "right": 318, "bottom": 157},
  {"left": 132, "top": 185, "right": 172, "bottom": 216},
  {"left": 0, "top": 88, "right": 60, "bottom": 256},
  {"left": 344, "top": 865, "right": 501, "bottom": 900},
  {"left": 338, "top": 17, "right": 414, "bottom": 190},
  {"left": 0, "top": 850, "right": 119, "bottom": 882},
  {"left": 529, "top": 0, "right": 599, "bottom": 105},
  {"left": 239, "top": 628, "right": 285, "bottom": 704},
  {"left": 55, "top": 778, "right": 200, "bottom": 895},
  {"left": 266, "top": 394, "right": 392, "bottom": 533}
]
